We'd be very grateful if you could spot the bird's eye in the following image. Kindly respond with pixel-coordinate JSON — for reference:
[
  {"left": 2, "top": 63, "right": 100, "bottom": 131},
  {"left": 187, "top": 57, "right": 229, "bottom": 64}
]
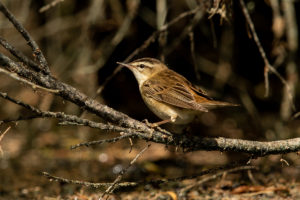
[{"left": 139, "top": 64, "right": 145, "bottom": 69}]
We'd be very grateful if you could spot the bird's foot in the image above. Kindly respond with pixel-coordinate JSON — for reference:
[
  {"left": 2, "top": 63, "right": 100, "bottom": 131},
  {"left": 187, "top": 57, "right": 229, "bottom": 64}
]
[{"left": 142, "top": 119, "right": 172, "bottom": 136}]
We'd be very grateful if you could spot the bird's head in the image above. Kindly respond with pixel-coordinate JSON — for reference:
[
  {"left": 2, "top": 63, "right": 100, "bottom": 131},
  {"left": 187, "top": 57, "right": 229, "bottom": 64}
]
[{"left": 117, "top": 58, "right": 167, "bottom": 85}]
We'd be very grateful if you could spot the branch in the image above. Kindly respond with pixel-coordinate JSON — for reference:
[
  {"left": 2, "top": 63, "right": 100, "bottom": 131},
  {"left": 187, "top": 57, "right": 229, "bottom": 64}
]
[
  {"left": 179, "top": 166, "right": 257, "bottom": 198},
  {"left": 42, "top": 158, "right": 255, "bottom": 194},
  {"left": 39, "top": 0, "right": 64, "bottom": 13},
  {"left": 0, "top": 68, "right": 59, "bottom": 93},
  {"left": 0, "top": 37, "right": 41, "bottom": 71},
  {"left": 0, "top": 126, "right": 11, "bottom": 157},
  {"left": 0, "top": 2, "right": 50, "bottom": 74},
  {"left": 43, "top": 145, "right": 151, "bottom": 195},
  {"left": 0, "top": 91, "right": 136, "bottom": 134},
  {"left": 102, "top": 144, "right": 150, "bottom": 198},
  {"left": 70, "top": 133, "right": 136, "bottom": 149},
  {"left": 239, "top": 0, "right": 295, "bottom": 110},
  {"left": 0, "top": 3, "right": 299, "bottom": 157},
  {"left": 0, "top": 53, "right": 139, "bottom": 127},
  {"left": 1, "top": 55, "right": 300, "bottom": 156},
  {"left": 42, "top": 172, "right": 138, "bottom": 191}
]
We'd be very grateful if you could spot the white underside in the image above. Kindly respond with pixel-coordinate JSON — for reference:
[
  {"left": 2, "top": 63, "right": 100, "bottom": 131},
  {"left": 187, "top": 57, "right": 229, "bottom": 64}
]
[{"left": 141, "top": 93, "right": 196, "bottom": 125}]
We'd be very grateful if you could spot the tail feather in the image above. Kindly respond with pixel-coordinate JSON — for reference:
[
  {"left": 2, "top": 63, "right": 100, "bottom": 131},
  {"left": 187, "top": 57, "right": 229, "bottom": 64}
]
[{"left": 202, "top": 100, "right": 240, "bottom": 108}]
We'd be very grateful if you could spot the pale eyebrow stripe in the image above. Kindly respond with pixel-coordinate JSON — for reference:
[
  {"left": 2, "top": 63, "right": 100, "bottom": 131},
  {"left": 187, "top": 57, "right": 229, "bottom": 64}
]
[
  {"left": 134, "top": 58, "right": 161, "bottom": 64},
  {"left": 133, "top": 62, "right": 153, "bottom": 68}
]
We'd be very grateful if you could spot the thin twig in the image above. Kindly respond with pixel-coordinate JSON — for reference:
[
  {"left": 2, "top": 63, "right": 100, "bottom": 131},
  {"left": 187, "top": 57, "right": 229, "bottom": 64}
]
[
  {"left": 0, "top": 92, "right": 135, "bottom": 134},
  {"left": 42, "top": 172, "right": 138, "bottom": 191},
  {"left": 0, "top": 126, "right": 11, "bottom": 157},
  {"left": 1, "top": 115, "right": 42, "bottom": 124},
  {"left": 39, "top": 0, "right": 64, "bottom": 13},
  {"left": 165, "top": 9, "right": 203, "bottom": 55},
  {"left": 0, "top": 2, "right": 50, "bottom": 74},
  {"left": 239, "top": 0, "right": 294, "bottom": 111},
  {"left": 280, "top": 0, "right": 298, "bottom": 120},
  {"left": 239, "top": 0, "right": 271, "bottom": 97},
  {"left": 0, "top": 68, "right": 59, "bottom": 93},
  {"left": 101, "top": 144, "right": 151, "bottom": 198},
  {"left": 95, "top": 5, "right": 202, "bottom": 95},
  {"left": 43, "top": 164, "right": 256, "bottom": 197},
  {"left": 157, "top": 0, "right": 168, "bottom": 61},
  {"left": 292, "top": 112, "right": 300, "bottom": 119},
  {"left": 146, "top": 157, "right": 253, "bottom": 185},
  {"left": 92, "top": 0, "right": 139, "bottom": 72},
  {"left": 0, "top": 37, "right": 40, "bottom": 71},
  {"left": 70, "top": 133, "right": 135, "bottom": 149},
  {"left": 189, "top": 31, "right": 201, "bottom": 80},
  {"left": 179, "top": 165, "right": 257, "bottom": 198}
]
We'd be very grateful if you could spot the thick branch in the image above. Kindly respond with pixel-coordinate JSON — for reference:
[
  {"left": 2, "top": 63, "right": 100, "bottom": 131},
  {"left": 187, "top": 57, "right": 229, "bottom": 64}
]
[
  {"left": 0, "top": 91, "right": 135, "bottom": 134},
  {"left": 0, "top": 53, "right": 136, "bottom": 126},
  {"left": 0, "top": 53, "right": 300, "bottom": 156}
]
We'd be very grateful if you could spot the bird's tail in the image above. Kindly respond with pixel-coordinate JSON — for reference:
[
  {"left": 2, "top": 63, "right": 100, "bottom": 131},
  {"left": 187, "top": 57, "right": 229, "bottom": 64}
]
[{"left": 202, "top": 100, "right": 240, "bottom": 109}]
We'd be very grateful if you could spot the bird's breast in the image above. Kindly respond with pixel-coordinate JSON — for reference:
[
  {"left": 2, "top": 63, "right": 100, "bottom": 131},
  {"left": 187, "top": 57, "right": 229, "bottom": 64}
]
[{"left": 140, "top": 93, "right": 196, "bottom": 125}]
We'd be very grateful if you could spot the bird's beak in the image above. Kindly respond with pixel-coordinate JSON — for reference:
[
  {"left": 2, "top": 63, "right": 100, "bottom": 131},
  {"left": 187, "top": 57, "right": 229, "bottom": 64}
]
[{"left": 116, "top": 62, "right": 133, "bottom": 69}]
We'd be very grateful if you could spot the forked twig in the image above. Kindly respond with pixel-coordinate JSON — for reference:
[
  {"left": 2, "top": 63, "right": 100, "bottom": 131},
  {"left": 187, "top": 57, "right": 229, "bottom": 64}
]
[
  {"left": 43, "top": 145, "right": 151, "bottom": 198},
  {"left": 0, "top": 37, "right": 40, "bottom": 71},
  {"left": 101, "top": 144, "right": 151, "bottom": 198},
  {"left": 0, "top": 2, "right": 50, "bottom": 74},
  {"left": 239, "top": 0, "right": 294, "bottom": 111},
  {"left": 0, "top": 92, "right": 135, "bottom": 134},
  {"left": 42, "top": 158, "right": 255, "bottom": 195}
]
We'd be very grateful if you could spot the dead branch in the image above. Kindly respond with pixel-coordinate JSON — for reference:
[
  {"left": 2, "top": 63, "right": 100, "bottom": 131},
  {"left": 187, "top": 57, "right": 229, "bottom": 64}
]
[
  {"left": 0, "top": 37, "right": 40, "bottom": 71},
  {"left": 70, "top": 133, "right": 136, "bottom": 149},
  {"left": 178, "top": 165, "right": 257, "bottom": 199},
  {"left": 102, "top": 144, "right": 150, "bottom": 198},
  {"left": 0, "top": 2, "right": 299, "bottom": 158},
  {"left": 0, "top": 68, "right": 59, "bottom": 93},
  {"left": 42, "top": 157, "right": 253, "bottom": 193},
  {"left": 1, "top": 76, "right": 300, "bottom": 157},
  {"left": 0, "top": 92, "right": 135, "bottom": 134},
  {"left": 1, "top": 56, "right": 300, "bottom": 155},
  {"left": 0, "top": 2, "right": 50, "bottom": 74},
  {"left": 42, "top": 172, "right": 138, "bottom": 191},
  {"left": 42, "top": 145, "right": 151, "bottom": 196},
  {"left": 43, "top": 159, "right": 257, "bottom": 197}
]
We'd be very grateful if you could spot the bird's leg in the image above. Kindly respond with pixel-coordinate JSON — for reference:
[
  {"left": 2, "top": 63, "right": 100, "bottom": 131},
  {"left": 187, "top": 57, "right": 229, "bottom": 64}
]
[
  {"left": 142, "top": 119, "right": 172, "bottom": 136},
  {"left": 142, "top": 118, "right": 169, "bottom": 128},
  {"left": 150, "top": 116, "right": 177, "bottom": 127},
  {"left": 152, "top": 119, "right": 172, "bottom": 127}
]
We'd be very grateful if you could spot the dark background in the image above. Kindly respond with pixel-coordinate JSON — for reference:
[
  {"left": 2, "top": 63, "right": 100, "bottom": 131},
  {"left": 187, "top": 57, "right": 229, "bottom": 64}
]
[{"left": 0, "top": 0, "right": 300, "bottom": 199}]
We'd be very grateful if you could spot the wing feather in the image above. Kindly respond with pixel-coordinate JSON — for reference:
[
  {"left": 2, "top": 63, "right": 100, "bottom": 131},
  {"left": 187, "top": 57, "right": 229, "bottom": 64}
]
[{"left": 141, "top": 69, "right": 209, "bottom": 112}]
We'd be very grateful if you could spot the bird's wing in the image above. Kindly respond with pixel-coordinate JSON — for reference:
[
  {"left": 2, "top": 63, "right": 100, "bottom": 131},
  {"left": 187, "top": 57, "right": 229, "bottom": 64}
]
[{"left": 141, "top": 70, "right": 209, "bottom": 112}]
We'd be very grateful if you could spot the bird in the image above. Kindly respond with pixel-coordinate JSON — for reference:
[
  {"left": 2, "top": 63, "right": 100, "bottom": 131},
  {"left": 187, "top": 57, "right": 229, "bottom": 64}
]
[{"left": 117, "top": 57, "right": 238, "bottom": 126}]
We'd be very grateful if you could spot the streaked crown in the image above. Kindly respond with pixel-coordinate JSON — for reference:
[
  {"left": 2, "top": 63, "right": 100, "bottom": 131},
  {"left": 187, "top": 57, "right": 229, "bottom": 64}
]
[{"left": 121, "top": 58, "right": 168, "bottom": 86}]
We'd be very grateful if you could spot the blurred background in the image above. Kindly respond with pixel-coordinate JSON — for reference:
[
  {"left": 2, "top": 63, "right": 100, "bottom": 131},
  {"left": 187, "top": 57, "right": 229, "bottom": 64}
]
[{"left": 0, "top": 0, "right": 300, "bottom": 199}]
